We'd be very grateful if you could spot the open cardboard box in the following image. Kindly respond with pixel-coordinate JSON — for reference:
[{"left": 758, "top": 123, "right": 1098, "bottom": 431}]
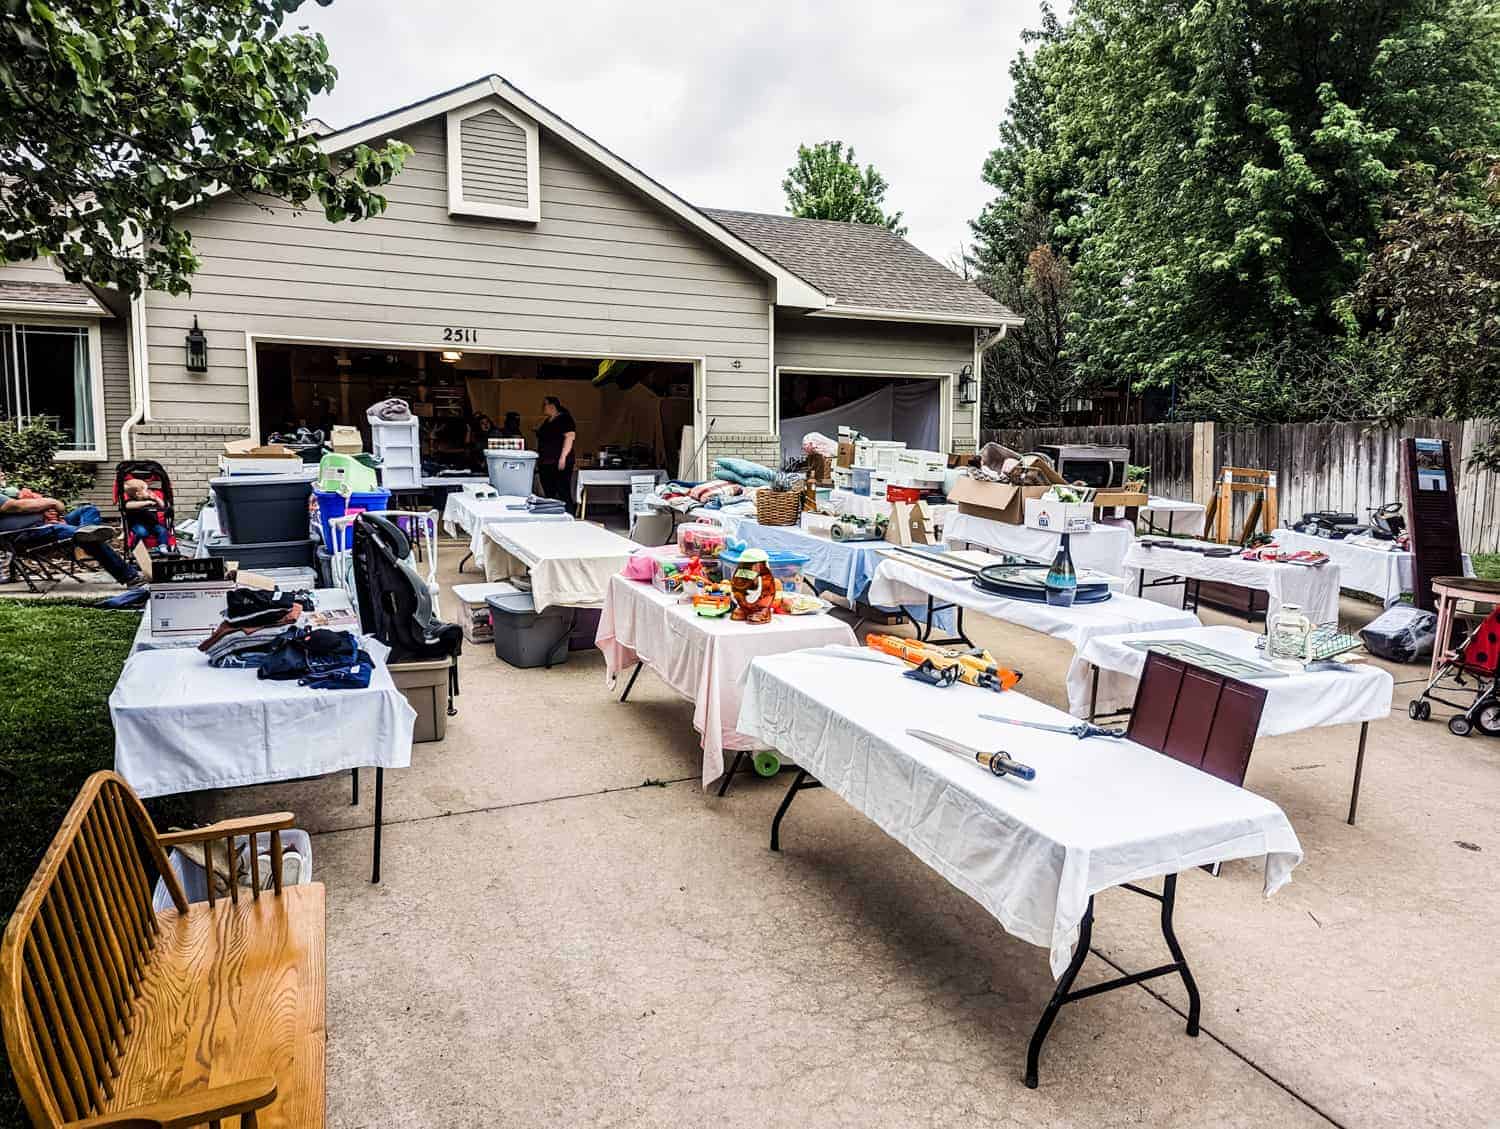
[{"left": 948, "top": 478, "right": 1051, "bottom": 524}]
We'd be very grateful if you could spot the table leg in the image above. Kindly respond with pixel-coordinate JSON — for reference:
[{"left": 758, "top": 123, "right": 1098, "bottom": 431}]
[
  {"left": 717, "top": 749, "right": 748, "bottom": 797},
  {"left": 371, "top": 767, "right": 384, "bottom": 884},
  {"left": 1347, "top": 721, "right": 1369, "bottom": 826},
  {"left": 351, "top": 768, "right": 359, "bottom": 806},
  {"left": 1089, "top": 665, "right": 1099, "bottom": 721},
  {"left": 1024, "top": 874, "right": 1199, "bottom": 1089},
  {"left": 618, "top": 660, "right": 645, "bottom": 703},
  {"left": 579, "top": 487, "right": 588, "bottom": 523},
  {"left": 458, "top": 551, "right": 472, "bottom": 574},
  {"left": 769, "top": 769, "right": 821, "bottom": 852},
  {"left": 1137, "top": 569, "right": 1145, "bottom": 598}
]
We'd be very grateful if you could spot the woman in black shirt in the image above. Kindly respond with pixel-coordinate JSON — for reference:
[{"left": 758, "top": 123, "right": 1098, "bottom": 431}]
[{"left": 535, "top": 396, "right": 577, "bottom": 506}]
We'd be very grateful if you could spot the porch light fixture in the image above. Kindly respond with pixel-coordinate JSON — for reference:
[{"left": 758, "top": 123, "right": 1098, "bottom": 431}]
[
  {"left": 957, "top": 363, "right": 978, "bottom": 406},
  {"left": 185, "top": 318, "right": 208, "bottom": 373},
  {"left": 440, "top": 350, "right": 463, "bottom": 363}
]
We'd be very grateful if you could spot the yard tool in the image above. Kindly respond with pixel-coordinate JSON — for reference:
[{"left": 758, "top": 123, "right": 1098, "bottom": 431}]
[
  {"left": 980, "top": 714, "right": 1125, "bottom": 740},
  {"left": 907, "top": 729, "right": 1036, "bottom": 781},
  {"left": 866, "top": 633, "right": 1022, "bottom": 692}
]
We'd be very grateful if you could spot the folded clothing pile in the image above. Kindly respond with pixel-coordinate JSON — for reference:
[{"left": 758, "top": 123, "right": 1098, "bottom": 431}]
[
  {"left": 711, "top": 457, "right": 778, "bottom": 488},
  {"left": 519, "top": 494, "right": 567, "bottom": 515},
  {"left": 256, "top": 626, "right": 374, "bottom": 689},
  {"left": 199, "top": 588, "right": 304, "bottom": 667}
]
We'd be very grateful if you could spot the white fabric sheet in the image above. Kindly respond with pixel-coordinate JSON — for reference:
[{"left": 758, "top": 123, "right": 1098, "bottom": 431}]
[
  {"left": 737, "top": 647, "right": 1303, "bottom": 977},
  {"left": 595, "top": 575, "right": 856, "bottom": 786},
  {"left": 945, "top": 511, "right": 1134, "bottom": 578},
  {"left": 826, "top": 488, "right": 957, "bottom": 532},
  {"left": 111, "top": 637, "right": 415, "bottom": 798},
  {"left": 867, "top": 554, "right": 1200, "bottom": 716},
  {"left": 1271, "top": 529, "right": 1473, "bottom": 607},
  {"left": 778, "top": 382, "right": 942, "bottom": 463},
  {"left": 486, "top": 521, "right": 639, "bottom": 609},
  {"left": 1123, "top": 539, "right": 1341, "bottom": 624},
  {"left": 465, "top": 497, "right": 572, "bottom": 567},
  {"left": 1080, "top": 625, "right": 1394, "bottom": 737}
]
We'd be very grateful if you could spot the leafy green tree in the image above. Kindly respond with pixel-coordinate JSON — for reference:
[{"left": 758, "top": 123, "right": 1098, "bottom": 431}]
[
  {"left": 1, "top": 0, "right": 411, "bottom": 296},
  {"left": 783, "top": 141, "right": 906, "bottom": 235},
  {"left": 973, "top": 0, "right": 1500, "bottom": 397},
  {"left": 0, "top": 418, "right": 94, "bottom": 505}
]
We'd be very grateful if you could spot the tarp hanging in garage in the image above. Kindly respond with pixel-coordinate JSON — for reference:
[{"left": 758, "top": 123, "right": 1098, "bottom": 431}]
[{"left": 779, "top": 381, "right": 941, "bottom": 463}]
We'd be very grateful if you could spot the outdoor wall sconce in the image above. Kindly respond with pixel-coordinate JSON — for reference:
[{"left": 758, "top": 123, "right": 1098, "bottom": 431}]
[
  {"left": 185, "top": 318, "right": 208, "bottom": 373},
  {"left": 957, "top": 363, "right": 978, "bottom": 406}
]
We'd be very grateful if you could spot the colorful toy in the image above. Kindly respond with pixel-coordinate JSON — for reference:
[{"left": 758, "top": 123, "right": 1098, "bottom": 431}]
[
  {"left": 866, "top": 634, "right": 1023, "bottom": 693},
  {"left": 729, "top": 547, "right": 777, "bottom": 624}
]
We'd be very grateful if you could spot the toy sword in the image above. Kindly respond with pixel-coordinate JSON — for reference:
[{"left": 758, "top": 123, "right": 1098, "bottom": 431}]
[
  {"left": 979, "top": 715, "right": 1125, "bottom": 740},
  {"left": 906, "top": 729, "right": 1036, "bottom": 781}
]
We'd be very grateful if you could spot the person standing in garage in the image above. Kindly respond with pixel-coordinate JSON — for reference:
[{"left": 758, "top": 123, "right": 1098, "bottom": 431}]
[{"left": 535, "top": 395, "right": 577, "bottom": 510}]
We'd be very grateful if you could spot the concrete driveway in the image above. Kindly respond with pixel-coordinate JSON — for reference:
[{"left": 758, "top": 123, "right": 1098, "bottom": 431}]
[{"left": 200, "top": 538, "right": 1500, "bottom": 1129}]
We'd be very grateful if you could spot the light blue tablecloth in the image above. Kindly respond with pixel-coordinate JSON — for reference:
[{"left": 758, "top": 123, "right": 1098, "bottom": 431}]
[{"left": 731, "top": 519, "right": 956, "bottom": 631}]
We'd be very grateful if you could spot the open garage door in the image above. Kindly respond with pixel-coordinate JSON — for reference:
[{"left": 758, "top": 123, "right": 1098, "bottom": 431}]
[{"left": 777, "top": 371, "right": 941, "bottom": 463}]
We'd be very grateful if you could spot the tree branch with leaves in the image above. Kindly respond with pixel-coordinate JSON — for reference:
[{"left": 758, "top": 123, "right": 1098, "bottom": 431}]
[{"left": 782, "top": 140, "right": 906, "bottom": 235}]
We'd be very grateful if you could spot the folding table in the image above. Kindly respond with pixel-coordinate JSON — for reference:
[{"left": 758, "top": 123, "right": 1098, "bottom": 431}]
[
  {"left": 1141, "top": 496, "right": 1207, "bottom": 536},
  {"left": 866, "top": 551, "right": 1201, "bottom": 715},
  {"left": 595, "top": 574, "right": 856, "bottom": 791},
  {"left": 483, "top": 521, "right": 639, "bottom": 608},
  {"left": 460, "top": 496, "right": 572, "bottom": 574},
  {"left": 945, "top": 511, "right": 1134, "bottom": 578},
  {"left": 575, "top": 468, "right": 667, "bottom": 521},
  {"left": 1123, "top": 538, "right": 1342, "bottom": 624},
  {"left": 1080, "top": 624, "right": 1395, "bottom": 823},
  {"left": 109, "top": 637, "right": 415, "bottom": 882},
  {"left": 737, "top": 647, "right": 1302, "bottom": 1088},
  {"left": 1271, "top": 528, "right": 1473, "bottom": 608}
]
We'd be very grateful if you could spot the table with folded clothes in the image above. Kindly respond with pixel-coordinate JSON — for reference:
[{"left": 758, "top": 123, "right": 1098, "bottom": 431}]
[
  {"left": 595, "top": 572, "right": 857, "bottom": 791},
  {"left": 462, "top": 494, "right": 572, "bottom": 574},
  {"left": 481, "top": 520, "right": 640, "bottom": 609},
  {"left": 945, "top": 511, "right": 1134, "bottom": 578},
  {"left": 110, "top": 587, "right": 416, "bottom": 882},
  {"left": 866, "top": 549, "right": 1201, "bottom": 717},
  {"left": 131, "top": 586, "right": 358, "bottom": 653},
  {"left": 728, "top": 518, "right": 957, "bottom": 633},
  {"left": 1123, "top": 537, "right": 1341, "bottom": 624}
]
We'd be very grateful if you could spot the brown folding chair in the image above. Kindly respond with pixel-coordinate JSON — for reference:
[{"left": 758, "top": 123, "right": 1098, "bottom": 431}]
[{"left": 1127, "top": 650, "right": 1268, "bottom": 787}]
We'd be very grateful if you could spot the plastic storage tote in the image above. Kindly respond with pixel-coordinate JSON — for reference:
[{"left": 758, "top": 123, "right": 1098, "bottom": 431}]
[
  {"left": 206, "top": 537, "right": 318, "bottom": 570},
  {"left": 209, "top": 474, "right": 312, "bottom": 543},
  {"left": 317, "top": 451, "right": 379, "bottom": 494},
  {"left": 717, "top": 547, "right": 810, "bottom": 591},
  {"left": 152, "top": 829, "right": 313, "bottom": 909},
  {"left": 485, "top": 448, "right": 539, "bottom": 497},
  {"left": 486, "top": 591, "right": 572, "bottom": 668},
  {"left": 314, "top": 487, "right": 391, "bottom": 550},
  {"left": 368, "top": 413, "right": 420, "bottom": 489}
]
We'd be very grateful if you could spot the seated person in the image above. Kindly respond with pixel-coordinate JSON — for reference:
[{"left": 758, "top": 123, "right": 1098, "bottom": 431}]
[
  {"left": 122, "top": 476, "right": 171, "bottom": 551},
  {"left": 0, "top": 472, "right": 142, "bottom": 586}
]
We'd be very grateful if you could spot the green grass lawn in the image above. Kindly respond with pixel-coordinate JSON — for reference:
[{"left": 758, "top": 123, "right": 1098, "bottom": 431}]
[
  {"left": 0, "top": 600, "right": 142, "bottom": 1129},
  {"left": 1473, "top": 553, "right": 1499, "bottom": 581}
]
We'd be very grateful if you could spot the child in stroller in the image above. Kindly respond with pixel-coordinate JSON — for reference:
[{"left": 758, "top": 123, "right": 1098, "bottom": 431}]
[{"left": 113, "top": 460, "right": 178, "bottom": 555}]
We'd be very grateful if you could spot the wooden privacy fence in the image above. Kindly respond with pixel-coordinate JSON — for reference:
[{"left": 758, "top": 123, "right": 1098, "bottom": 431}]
[{"left": 982, "top": 418, "right": 1500, "bottom": 553}]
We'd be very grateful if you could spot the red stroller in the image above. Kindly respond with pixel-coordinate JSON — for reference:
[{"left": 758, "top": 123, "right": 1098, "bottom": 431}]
[
  {"left": 112, "top": 460, "right": 179, "bottom": 555},
  {"left": 1408, "top": 605, "right": 1500, "bottom": 737}
]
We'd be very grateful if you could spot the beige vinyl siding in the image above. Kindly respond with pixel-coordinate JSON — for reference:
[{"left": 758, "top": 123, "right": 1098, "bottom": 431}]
[
  {"left": 775, "top": 314, "right": 976, "bottom": 442},
  {"left": 145, "top": 117, "right": 772, "bottom": 434},
  {"left": 460, "top": 110, "right": 529, "bottom": 207}
]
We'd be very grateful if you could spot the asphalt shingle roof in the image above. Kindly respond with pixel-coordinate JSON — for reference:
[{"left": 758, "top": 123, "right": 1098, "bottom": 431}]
[
  {"left": 702, "top": 208, "right": 1015, "bottom": 324},
  {"left": 0, "top": 279, "right": 109, "bottom": 315}
]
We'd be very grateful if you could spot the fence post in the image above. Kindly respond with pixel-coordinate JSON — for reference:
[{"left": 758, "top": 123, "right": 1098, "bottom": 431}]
[{"left": 1191, "top": 422, "right": 1216, "bottom": 505}]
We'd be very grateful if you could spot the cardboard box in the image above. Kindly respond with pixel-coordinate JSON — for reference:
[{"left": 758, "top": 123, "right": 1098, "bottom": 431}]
[
  {"left": 148, "top": 581, "right": 234, "bottom": 637},
  {"left": 836, "top": 440, "right": 855, "bottom": 468},
  {"left": 1024, "top": 496, "right": 1093, "bottom": 534},
  {"left": 947, "top": 478, "right": 1049, "bottom": 524},
  {"left": 1091, "top": 490, "right": 1149, "bottom": 510},
  {"left": 328, "top": 425, "right": 362, "bottom": 454}
]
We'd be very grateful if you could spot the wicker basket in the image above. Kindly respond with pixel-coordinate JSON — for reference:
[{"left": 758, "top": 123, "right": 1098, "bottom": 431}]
[{"left": 756, "top": 488, "right": 803, "bottom": 526}]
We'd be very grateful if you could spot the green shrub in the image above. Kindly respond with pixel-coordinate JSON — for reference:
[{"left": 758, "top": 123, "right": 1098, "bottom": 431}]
[{"left": 0, "top": 417, "right": 95, "bottom": 507}]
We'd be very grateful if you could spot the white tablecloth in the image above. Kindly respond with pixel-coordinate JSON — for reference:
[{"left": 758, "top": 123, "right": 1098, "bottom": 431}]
[
  {"left": 826, "top": 488, "right": 958, "bottom": 532},
  {"left": 737, "top": 647, "right": 1302, "bottom": 977},
  {"left": 596, "top": 575, "right": 857, "bottom": 786},
  {"left": 1270, "top": 529, "right": 1473, "bottom": 607},
  {"left": 1079, "top": 624, "right": 1394, "bottom": 736},
  {"left": 867, "top": 553, "right": 1201, "bottom": 716},
  {"left": 485, "top": 521, "right": 639, "bottom": 609},
  {"left": 1123, "top": 539, "right": 1341, "bottom": 624},
  {"left": 464, "top": 497, "right": 572, "bottom": 567},
  {"left": 110, "top": 637, "right": 415, "bottom": 798},
  {"left": 945, "top": 511, "right": 1134, "bottom": 577},
  {"left": 575, "top": 468, "right": 667, "bottom": 504},
  {"left": 1141, "top": 497, "right": 1206, "bottom": 536}
]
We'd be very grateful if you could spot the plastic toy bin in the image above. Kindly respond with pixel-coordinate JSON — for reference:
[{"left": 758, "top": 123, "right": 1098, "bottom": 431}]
[{"left": 314, "top": 487, "right": 391, "bottom": 549}]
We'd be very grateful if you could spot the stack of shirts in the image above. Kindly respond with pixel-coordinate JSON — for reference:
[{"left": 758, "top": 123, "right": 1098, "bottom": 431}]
[
  {"left": 198, "top": 589, "right": 303, "bottom": 668},
  {"left": 513, "top": 494, "right": 567, "bottom": 515}
]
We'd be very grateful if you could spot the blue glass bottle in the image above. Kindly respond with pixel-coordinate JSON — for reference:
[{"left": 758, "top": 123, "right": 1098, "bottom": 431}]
[{"left": 1044, "top": 532, "right": 1078, "bottom": 606}]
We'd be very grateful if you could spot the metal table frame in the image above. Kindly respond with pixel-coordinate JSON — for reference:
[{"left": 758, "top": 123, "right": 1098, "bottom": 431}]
[
  {"left": 349, "top": 767, "right": 387, "bottom": 883},
  {"left": 770, "top": 768, "right": 1202, "bottom": 1089}
]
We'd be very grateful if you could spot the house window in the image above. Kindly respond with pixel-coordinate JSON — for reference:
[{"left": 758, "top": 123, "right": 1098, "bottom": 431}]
[{"left": 0, "top": 322, "right": 103, "bottom": 457}]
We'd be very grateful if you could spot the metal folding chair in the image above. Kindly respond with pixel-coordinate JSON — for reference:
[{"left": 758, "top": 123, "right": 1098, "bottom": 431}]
[{"left": 0, "top": 526, "right": 84, "bottom": 592}]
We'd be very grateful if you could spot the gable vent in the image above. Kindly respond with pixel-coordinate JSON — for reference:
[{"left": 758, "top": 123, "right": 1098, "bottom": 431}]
[{"left": 446, "top": 99, "right": 540, "bottom": 222}]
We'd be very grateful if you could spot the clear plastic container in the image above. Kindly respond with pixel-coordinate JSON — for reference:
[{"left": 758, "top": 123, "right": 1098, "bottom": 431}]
[
  {"left": 677, "top": 522, "right": 728, "bottom": 559},
  {"left": 718, "top": 548, "right": 809, "bottom": 592},
  {"left": 652, "top": 556, "right": 696, "bottom": 594}
]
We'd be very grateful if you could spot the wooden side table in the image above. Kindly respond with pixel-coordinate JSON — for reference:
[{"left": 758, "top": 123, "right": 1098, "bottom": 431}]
[{"left": 1430, "top": 576, "right": 1500, "bottom": 678}]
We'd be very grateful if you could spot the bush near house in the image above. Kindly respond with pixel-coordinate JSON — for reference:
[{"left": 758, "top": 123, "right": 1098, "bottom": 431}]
[{"left": 0, "top": 418, "right": 94, "bottom": 507}]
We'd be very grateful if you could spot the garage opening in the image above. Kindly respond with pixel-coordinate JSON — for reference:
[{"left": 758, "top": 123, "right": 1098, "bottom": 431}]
[
  {"left": 255, "top": 344, "right": 694, "bottom": 477},
  {"left": 777, "top": 371, "right": 941, "bottom": 463}
]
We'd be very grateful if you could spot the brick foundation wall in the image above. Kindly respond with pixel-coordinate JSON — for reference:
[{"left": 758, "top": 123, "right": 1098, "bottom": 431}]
[
  {"left": 129, "top": 422, "right": 251, "bottom": 511},
  {"left": 707, "top": 432, "right": 782, "bottom": 472},
  {"left": 952, "top": 437, "right": 977, "bottom": 455}
]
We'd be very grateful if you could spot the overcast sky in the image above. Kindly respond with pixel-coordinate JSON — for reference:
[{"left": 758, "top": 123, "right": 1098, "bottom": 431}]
[{"left": 293, "top": 0, "right": 1046, "bottom": 265}]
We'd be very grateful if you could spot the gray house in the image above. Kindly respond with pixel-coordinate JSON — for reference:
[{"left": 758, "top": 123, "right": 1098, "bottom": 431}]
[{"left": 0, "top": 75, "right": 1017, "bottom": 504}]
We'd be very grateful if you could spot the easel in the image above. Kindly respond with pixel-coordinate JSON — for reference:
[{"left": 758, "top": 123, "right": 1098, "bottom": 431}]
[{"left": 1203, "top": 467, "right": 1278, "bottom": 545}]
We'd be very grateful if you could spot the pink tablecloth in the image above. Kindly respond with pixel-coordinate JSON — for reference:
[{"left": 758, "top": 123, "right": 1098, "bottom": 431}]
[{"left": 595, "top": 574, "right": 857, "bottom": 787}]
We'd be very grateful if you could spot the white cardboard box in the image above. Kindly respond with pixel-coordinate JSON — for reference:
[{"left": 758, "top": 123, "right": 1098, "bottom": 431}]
[
  {"left": 149, "top": 581, "right": 236, "bottom": 637},
  {"left": 1024, "top": 497, "right": 1092, "bottom": 534}
]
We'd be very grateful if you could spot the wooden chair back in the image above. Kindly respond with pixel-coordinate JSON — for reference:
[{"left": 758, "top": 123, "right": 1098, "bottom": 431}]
[
  {"left": 1126, "top": 651, "right": 1268, "bottom": 786},
  {"left": 0, "top": 771, "right": 287, "bottom": 1128}
]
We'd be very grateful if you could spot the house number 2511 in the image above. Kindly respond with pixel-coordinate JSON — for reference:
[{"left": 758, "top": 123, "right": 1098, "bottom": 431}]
[{"left": 443, "top": 327, "right": 478, "bottom": 343}]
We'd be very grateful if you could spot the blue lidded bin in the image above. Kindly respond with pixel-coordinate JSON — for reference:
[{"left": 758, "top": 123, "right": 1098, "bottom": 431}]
[{"left": 314, "top": 488, "right": 391, "bottom": 550}]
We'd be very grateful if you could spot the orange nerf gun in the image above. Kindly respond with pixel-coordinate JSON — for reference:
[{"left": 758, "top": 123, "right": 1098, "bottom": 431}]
[{"left": 865, "top": 634, "right": 1022, "bottom": 693}]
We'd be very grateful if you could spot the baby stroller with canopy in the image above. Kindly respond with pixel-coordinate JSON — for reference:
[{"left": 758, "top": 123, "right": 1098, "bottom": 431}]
[
  {"left": 1408, "top": 604, "right": 1500, "bottom": 738},
  {"left": 112, "top": 459, "right": 179, "bottom": 554}
]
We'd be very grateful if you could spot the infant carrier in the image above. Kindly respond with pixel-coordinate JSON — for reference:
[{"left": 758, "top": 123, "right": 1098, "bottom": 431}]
[
  {"left": 112, "top": 459, "right": 178, "bottom": 554},
  {"left": 350, "top": 513, "right": 462, "bottom": 715}
]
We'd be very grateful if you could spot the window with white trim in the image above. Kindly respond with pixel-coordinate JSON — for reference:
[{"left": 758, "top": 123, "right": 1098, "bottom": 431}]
[{"left": 0, "top": 322, "right": 100, "bottom": 455}]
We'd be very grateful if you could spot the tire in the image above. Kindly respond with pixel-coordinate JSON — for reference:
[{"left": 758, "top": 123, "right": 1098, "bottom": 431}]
[
  {"left": 1448, "top": 715, "right": 1473, "bottom": 737},
  {"left": 1408, "top": 699, "right": 1424, "bottom": 721},
  {"left": 1476, "top": 702, "right": 1500, "bottom": 737}
]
